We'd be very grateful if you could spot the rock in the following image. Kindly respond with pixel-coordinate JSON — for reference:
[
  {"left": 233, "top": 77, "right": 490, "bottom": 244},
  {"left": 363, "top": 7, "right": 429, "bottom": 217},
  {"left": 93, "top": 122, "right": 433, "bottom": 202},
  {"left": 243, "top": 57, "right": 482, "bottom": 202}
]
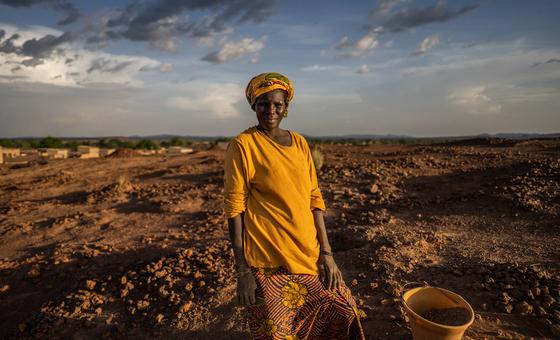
[
  {"left": 379, "top": 298, "right": 393, "bottom": 306},
  {"left": 86, "top": 280, "right": 96, "bottom": 290},
  {"left": 498, "top": 292, "right": 511, "bottom": 304},
  {"left": 179, "top": 301, "right": 193, "bottom": 313},
  {"left": 541, "top": 295, "right": 555, "bottom": 308},
  {"left": 531, "top": 287, "right": 541, "bottom": 297},
  {"left": 26, "top": 266, "right": 40, "bottom": 279},
  {"left": 514, "top": 301, "right": 532, "bottom": 315},
  {"left": 351, "top": 279, "right": 358, "bottom": 287},
  {"left": 136, "top": 300, "right": 149, "bottom": 311},
  {"left": 535, "top": 306, "right": 548, "bottom": 317},
  {"left": 155, "top": 314, "right": 165, "bottom": 324},
  {"left": 0, "top": 284, "right": 10, "bottom": 293},
  {"left": 495, "top": 302, "right": 513, "bottom": 314}
]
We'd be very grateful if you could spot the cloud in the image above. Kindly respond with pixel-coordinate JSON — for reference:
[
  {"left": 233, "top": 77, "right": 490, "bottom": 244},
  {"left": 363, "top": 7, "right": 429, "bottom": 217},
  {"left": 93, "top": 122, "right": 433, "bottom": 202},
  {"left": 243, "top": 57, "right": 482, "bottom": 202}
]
[
  {"left": 447, "top": 86, "right": 502, "bottom": 114},
  {"left": 0, "top": 0, "right": 80, "bottom": 25},
  {"left": 201, "top": 37, "right": 265, "bottom": 63},
  {"left": 532, "top": 58, "right": 560, "bottom": 67},
  {"left": 159, "top": 63, "right": 172, "bottom": 73},
  {"left": 412, "top": 33, "right": 440, "bottom": 56},
  {"left": 356, "top": 64, "right": 370, "bottom": 74},
  {"left": 0, "top": 24, "right": 162, "bottom": 87},
  {"left": 332, "top": 31, "right": 379, "bottom": 58},
  {"left": 95, "top": 0, "right": 277, "bottom": 52},
  {"left": 0, "top": 30, "right": 20, "bottom": 54},
  {"left": 167, "top": 82, "right": 243, "bottom": 118},
  {"left": 301, "top": 64, "right": 340, "bottom": 72},
  {"left": 0, "top": 26, "right": 75, "bottom": 66},
  {"left": 371, "top": 0, "right": 477, "bottom": 32},
  {"left": 86, "top": 58, "right": 134, "bottom": 74},
  {"left": 371, "top": 0, "right": 409, "bottom": 19}
]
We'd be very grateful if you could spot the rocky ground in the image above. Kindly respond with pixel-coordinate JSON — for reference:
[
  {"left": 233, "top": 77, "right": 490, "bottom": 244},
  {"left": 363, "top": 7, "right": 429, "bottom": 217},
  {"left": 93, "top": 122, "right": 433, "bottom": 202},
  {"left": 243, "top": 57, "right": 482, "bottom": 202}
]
[{"left": 0, "top": 138, "right": 559, "bottom": 339}]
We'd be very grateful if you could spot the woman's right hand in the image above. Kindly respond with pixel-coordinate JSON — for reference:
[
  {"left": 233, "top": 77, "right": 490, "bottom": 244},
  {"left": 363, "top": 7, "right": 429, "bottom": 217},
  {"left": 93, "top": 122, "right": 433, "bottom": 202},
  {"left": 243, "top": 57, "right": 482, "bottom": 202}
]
[{"left": 236, "top": 270, "right": 257, "bottom": 306}]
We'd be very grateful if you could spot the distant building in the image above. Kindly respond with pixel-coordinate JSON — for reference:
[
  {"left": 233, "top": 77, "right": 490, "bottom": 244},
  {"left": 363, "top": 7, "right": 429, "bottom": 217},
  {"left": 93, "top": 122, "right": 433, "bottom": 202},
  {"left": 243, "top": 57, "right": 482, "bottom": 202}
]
[
  {"left": 136, "top": 149, "right": 157, "bottom": 156},
  {"left": 78, "top": 146, "right": 100, "bottom": 159},
  {"left": 21, "top": 149, "right": 39, "bottom": 156},
  {"left": 1, "top": 147, "right": 20, "bottom": 158},
  {"left": 99, "top": 148, "right": 116, "bottom": 157},
  {"left": 167, "top": 146, "right": 194, "bottom": 156},
  {"left": 44, "top": 148, "right": 68, "bottom": 159}
]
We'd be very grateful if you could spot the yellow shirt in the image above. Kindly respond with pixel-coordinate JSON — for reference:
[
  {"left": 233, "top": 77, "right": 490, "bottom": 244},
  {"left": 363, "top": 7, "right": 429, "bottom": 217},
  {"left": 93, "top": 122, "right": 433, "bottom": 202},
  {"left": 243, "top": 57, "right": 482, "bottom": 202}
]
[{"left": 224, "top": 126, "right": 326, "bottom": 275}]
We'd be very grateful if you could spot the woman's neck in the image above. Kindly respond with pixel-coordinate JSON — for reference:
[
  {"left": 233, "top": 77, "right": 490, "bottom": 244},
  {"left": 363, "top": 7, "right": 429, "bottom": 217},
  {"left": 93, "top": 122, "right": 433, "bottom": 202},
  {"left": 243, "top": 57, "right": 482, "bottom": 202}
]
[{"left": 257, "top": 124, "right": 284, "bottom": 137}]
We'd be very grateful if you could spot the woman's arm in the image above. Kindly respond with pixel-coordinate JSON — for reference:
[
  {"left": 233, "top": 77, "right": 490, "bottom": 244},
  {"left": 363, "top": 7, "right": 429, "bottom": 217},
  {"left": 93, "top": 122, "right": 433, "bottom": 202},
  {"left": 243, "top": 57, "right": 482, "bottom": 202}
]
[
  {"left": 227, "top": 214, "right": 257, "bottom": 305},
  {"left": 313, "top": 209, "right": 343, "bottom": 290}
]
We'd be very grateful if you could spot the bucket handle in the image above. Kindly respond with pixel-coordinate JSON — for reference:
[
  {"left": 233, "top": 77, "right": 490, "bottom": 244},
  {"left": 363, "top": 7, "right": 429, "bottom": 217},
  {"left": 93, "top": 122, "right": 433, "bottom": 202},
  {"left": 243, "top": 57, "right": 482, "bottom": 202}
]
[
  {"left": 401, "top": 282, "right": 464, "bottom": 322},
  {"left": 400, "top": 281, "right": 429, "bottom": 321},
  {"left": 401, "top": 282, "right": 461, "bottom": 305}
]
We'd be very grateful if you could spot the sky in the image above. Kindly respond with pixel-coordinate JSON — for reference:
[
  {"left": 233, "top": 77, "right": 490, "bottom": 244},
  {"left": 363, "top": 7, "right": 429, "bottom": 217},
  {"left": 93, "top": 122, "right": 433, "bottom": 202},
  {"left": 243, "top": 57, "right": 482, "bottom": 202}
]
[{"left": 0, "top": 0, "right": 559, "bottom": 138}]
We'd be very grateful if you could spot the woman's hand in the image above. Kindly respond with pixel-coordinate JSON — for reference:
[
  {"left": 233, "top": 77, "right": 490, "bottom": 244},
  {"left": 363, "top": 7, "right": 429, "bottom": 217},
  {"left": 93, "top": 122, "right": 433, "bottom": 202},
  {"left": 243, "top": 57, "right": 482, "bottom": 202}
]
[
  {"left": 319, "top": 254, "right": 343, "bottom": 291},
  {"left": 236, "top": 270, "right": 257, "bottom": 306}
]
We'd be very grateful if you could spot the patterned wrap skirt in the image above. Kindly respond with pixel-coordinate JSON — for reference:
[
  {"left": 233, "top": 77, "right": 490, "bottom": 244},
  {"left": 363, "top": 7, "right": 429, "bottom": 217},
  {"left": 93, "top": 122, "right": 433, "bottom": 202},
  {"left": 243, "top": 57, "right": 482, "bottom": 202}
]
[{"left": 246, "top": 267, "right": 365, "bottom": 340}]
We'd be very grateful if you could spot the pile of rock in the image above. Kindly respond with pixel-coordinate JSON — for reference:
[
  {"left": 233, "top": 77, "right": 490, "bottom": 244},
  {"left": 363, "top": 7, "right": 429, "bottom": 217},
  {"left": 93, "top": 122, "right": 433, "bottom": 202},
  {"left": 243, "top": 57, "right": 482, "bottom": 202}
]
[
  {"left": 477, "top": 263, "right": 559, "bottom": 328},
  {"left": 28, "top": 244, "right": 233, "bottom": 337},
  {"left": 500, "top": 159, "right": 560, "bottom": 215}
]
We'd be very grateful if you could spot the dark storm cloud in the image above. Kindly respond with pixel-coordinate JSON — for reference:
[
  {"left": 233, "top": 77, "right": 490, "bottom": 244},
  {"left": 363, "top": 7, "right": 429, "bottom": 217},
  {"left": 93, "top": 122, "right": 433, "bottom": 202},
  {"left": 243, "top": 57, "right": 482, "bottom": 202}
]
[
  {"left": 52, "top": 2, "right": 80, "bottom": 25},
  {"left": 0, "top": 0, "right": 80, "bottom": 25},
  {"left": 0, "top": 32, "right": 21, "bottom": 54},
  {"left": 0, "top": 30, "right": 75, "bottom": 67},
  {"left": 21, "top": 32, "right": 74, "bottom": 59},
  {"left": 86, "top": 58, "right": 134, "bottom": 74},
  {"left": 92, "top": 0, "right": 277, "bottom": 51},
  {"left": 370, "top": 0, "right": 477, "bottom": 32},
  {"left": 532, "top": 58, "right": 560, "bottom": 67}
]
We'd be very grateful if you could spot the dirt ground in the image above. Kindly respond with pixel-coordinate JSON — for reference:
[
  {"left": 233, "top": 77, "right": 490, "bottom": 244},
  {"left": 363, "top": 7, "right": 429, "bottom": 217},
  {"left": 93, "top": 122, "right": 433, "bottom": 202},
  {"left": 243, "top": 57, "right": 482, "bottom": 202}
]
[{"left": 1, "top": 138, "right": 559, "bottom": 339}]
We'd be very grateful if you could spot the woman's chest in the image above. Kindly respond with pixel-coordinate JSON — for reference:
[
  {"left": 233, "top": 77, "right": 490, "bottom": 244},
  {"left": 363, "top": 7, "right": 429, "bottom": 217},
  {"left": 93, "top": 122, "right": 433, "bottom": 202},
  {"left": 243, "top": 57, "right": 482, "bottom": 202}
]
[{"left": 249, "top": 150, "right": 309, "bottom": 189}]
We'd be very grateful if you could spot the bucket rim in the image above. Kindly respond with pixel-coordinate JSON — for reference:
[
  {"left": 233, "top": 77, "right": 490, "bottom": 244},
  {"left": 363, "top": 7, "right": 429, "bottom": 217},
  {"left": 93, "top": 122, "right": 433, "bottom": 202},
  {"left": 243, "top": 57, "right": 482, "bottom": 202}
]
[{"left": 401, "top": 286, "right": 475, "bottom": 330}]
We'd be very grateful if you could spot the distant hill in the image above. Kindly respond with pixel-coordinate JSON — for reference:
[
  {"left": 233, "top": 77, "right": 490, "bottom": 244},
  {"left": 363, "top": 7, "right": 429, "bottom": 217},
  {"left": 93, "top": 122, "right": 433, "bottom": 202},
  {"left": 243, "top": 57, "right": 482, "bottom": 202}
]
[{"left": 3, "top": 132, "right": 559, "bottom": 141}]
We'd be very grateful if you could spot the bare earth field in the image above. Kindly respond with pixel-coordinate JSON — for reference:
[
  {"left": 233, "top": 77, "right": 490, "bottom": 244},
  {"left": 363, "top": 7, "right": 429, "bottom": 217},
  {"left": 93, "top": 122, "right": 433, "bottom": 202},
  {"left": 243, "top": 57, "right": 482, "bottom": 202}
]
[{"left": 1, "top": 139, "right": 559, "bottom": 339}]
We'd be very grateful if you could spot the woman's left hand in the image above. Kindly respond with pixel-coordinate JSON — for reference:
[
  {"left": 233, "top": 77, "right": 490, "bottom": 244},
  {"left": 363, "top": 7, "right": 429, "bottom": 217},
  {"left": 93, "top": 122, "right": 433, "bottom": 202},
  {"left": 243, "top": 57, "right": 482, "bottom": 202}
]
[{"left": 319, "top": 254, "right": 343, "bottom": 291}]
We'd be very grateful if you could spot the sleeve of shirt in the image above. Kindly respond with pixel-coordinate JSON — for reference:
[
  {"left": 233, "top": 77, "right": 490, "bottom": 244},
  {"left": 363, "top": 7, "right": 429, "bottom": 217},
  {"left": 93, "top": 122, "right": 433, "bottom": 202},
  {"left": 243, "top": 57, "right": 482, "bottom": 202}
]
[
  {"left": 224, "top": 139, "right": 250, "bottom": 218},
  {"left": 303, "top": 138, "right": 326, "bottom": 211}
]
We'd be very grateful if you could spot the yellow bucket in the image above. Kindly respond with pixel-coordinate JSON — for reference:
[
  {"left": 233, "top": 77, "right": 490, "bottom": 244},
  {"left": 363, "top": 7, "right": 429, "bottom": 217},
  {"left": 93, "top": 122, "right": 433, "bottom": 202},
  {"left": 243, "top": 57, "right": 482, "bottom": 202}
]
[{"left": 401, "top": 283, "right": 475, "bottom": 340}]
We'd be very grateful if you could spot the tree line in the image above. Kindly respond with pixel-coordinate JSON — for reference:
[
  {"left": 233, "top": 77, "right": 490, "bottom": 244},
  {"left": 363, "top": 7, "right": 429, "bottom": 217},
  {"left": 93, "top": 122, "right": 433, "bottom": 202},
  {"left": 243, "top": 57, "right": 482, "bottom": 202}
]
[{"left": 0, "top": 136, "right": 201, "bottom": 150}]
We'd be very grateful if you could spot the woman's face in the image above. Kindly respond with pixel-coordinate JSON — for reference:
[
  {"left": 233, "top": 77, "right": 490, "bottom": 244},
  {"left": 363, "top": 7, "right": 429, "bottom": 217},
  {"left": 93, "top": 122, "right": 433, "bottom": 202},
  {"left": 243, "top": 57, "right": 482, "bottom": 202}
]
[{"left": 254, "top": 90, "right": 288, "bottom": 130}]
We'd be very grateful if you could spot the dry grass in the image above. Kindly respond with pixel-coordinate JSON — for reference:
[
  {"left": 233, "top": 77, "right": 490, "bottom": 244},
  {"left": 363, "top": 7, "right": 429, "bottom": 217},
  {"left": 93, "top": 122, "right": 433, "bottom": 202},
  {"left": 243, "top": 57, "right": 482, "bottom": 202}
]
[
  {"left": 311, "top": 148, "right": 324, "bottom": 171},
  {"left": 115, "top": 175, "right": 130, "bottom": 192}
]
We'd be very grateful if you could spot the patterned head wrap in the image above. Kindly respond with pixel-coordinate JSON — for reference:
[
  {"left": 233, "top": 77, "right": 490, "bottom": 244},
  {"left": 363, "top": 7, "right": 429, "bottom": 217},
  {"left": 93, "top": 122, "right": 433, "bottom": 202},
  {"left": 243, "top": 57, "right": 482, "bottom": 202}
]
[{"left": 245, "top": 72, "right": 294, "bottom": 117}]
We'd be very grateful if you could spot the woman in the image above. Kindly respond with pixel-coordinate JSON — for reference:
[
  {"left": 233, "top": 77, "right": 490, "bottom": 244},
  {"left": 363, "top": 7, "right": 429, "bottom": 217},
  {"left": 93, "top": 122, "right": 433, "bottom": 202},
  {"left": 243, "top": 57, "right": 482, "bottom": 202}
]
[{"left": 224, "top": 72, "right": 364, "bottom": 340}]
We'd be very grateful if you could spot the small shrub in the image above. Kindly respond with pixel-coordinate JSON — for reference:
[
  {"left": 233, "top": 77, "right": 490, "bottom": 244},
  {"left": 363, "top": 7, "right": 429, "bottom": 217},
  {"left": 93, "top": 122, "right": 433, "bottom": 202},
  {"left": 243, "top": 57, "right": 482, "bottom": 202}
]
[
  {"left": 115, "top": 175, "right": 130, "bottom": 192},
  {"left": 311, "top": 148, "right": 324, "bottom": 171}
]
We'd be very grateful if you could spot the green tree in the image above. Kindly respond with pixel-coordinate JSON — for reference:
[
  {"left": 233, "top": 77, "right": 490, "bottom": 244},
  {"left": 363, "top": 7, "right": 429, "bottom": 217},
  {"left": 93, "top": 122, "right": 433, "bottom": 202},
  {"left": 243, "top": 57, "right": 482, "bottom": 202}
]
[
  {"left": 0, "top": 139, "right": 15, "bottom": 147},
  {"left": 134, "top": 139, "right": 159, "bottom": 150},
  {"left": 39, "top": 136, "right": 64, "bottom": 148},
  {"left": 170, "top": 137, "right": 184, "bottom": 146}
]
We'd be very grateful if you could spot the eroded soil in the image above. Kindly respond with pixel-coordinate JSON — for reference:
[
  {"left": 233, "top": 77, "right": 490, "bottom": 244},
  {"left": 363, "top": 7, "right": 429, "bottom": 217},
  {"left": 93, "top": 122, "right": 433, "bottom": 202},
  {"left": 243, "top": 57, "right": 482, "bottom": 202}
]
[{"left": 0, "top": 138, "right": 559, "bottom": 339}]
